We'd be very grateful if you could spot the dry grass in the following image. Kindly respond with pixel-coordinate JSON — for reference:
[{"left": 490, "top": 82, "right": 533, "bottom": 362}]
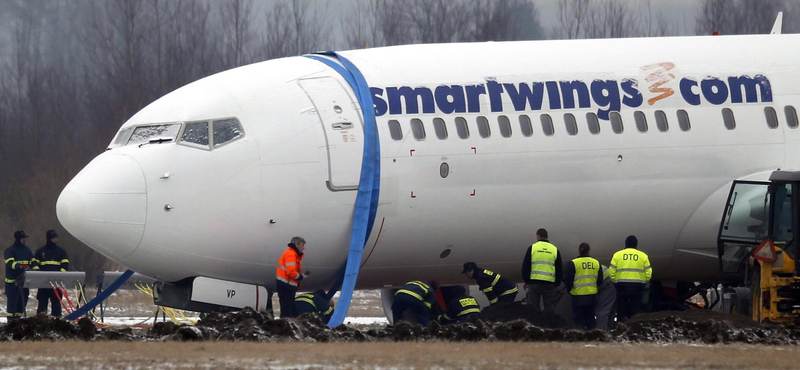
[{"left": 0, "top": 342, "right": 798, "bottom": 369}]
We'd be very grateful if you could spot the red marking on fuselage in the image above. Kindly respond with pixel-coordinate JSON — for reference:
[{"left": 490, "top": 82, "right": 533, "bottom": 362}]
[
  {"left": 470, "top": 189, "right": 476, "bottom": 196},
  {"left": 642, "top": 62, "right": 676, "bottom": 106},
  {"left": 411, "top": 191, "right": 416, "bottom": 198},
  {"left": 410, "top": 149, "right": 415, "bottom": 156},
  {"left": 471, "top": 147, "right": 477, "bottom": 154}
]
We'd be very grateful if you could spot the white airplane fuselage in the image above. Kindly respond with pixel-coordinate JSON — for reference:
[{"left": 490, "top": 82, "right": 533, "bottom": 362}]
[{"left": 57, "top": 34, "right": 800, "bottom": 292}]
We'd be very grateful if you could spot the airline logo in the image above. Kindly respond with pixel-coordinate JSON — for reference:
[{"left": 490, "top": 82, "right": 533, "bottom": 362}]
[{"left": 369, "top": 63, "right": 772, "bottom": 121}]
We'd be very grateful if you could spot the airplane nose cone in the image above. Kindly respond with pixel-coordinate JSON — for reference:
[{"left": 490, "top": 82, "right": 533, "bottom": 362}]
[{"left": 57, "top": 153, "right": 147, "bottom": 260}]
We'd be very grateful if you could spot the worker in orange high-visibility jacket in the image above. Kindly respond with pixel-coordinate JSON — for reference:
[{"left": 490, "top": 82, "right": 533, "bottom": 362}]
[{"left": 276, "top": 236, "right": 309, "bottom": 318}]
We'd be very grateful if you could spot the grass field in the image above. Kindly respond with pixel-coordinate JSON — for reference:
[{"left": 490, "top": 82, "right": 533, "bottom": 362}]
[{"left": 0, "top": 342, "right": 798, "bottom": 369}]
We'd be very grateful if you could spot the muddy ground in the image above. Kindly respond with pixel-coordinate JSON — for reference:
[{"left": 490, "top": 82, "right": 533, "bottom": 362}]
[
  {"left": 1, "top": 342, "right": 799, "bottom": 370},
  {"left": 2, "top": 303, "right": 800, "bottom": 345}
]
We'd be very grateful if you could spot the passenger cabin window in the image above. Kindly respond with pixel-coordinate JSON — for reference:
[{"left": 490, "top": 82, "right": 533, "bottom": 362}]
[
  {"left": 477, "top": 116, "right": 491, "bottom": 138},
  {"left": 519, "top": 115, "right": 533, "bottom": 137},
  {"left": 722, "top": 108, "right": 736, "bottom": 130},
  {"left": 586, "top": 113, "right": 600, "bottom": 134},
  {"left": 182, "top": 121, "right": 210, "bottom": 147},
  {"left": 655, "top": 110, "right": 668, "bottom": 132},
  {"left": 610, "top": 112, "right": 624, "bottom": 134},
  {"left": 213, "top": 118, "right": 244, "bottom": 147},
  {"left": 765, "top": 107, "right": 779, "bottom": 129},
  {"left": 455, "top": 117, "right": 470, "bottom": 139},
  {"left": 498, "top": 115, "right": 512, "bottom": 138},
  {"left": 410, "top": 118, "right": 426, "bottom": 140},
  {"left": 127, "top": 123, "right": 182, "bottom": 146},
  {"left": 388, "top": 120, "right": 403, "bottom": 140},
  {"left": 677, "top": 110, "right": 691, "bottom": 131},
  {"left": 785, "top": 106, "right": 798, "bottom": 129},
  {"left": 541, "top": 114, "right": 554, "bottom": 136},
  {"left": 564, "top": 113, "right": 578, "bottom": 136},
  {"left": 433, "top": 118, "right": 448, "bottom": 139},
  {"left": 634, "top": 111, "right": 647, "bottom": 133}
]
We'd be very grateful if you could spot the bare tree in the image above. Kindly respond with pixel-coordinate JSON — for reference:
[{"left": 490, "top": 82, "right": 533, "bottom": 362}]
[
  {"left": 260, "top": 0, "right": 329, "bottom": 60},
  {"left": 552, "top": 0, "right": 590, "bottom": 39},
  {"left": 697, "top": 0, "right": 783, "bottom": 35},
  {"left": 471, "top": 0, "right": 542, "bottom": 42},
  {"left": 220, "top": 0, "right": 254, "bottom": 68}
]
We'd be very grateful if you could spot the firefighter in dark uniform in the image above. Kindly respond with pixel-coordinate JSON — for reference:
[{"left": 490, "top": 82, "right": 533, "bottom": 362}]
[
  {"left": 294, "top": 289, "right": 334, "bottom": 324},
  {"left": 391, "top": 280, "right": 438, "bottom": 326},
  {"left": 461, "top": 262, "right": 519, "bottom": 305},
  {"left": 437, "top": 285, "right": 480, "bottom": 324},
  {"left": 5, "top": 230, "right": 34, "bottom": 321},
  {"left": 32, "top": 230, "right": 69, "bottom": 317}
]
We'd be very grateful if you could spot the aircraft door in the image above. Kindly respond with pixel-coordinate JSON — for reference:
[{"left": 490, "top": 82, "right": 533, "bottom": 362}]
[{"left": 298, "top": 77, "right": 364, "bottom": 191}]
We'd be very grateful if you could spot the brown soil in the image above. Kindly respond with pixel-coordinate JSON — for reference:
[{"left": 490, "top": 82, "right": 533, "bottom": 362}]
[{"left": 0, "top": 342, "right": 799, "bottom": 370}]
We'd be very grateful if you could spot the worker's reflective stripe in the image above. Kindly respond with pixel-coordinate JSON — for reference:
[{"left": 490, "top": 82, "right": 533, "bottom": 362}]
[
  {"left": 5, "top": 278, "right": 15, "bottom": 283},
  {"left": 610, "top": 248, "right": 651, "bottom": 283},
  {"left": 424, "top": 302, "right": 432, "bottom": 309},
  {"left": 443, "top": 313, "right": 452, "bottom": 321},
  {"left": 296, "top": 297, "right": 317, "bottom": 309},
  {"left": 570, "top": 257, "right": 599, "bottom": 296},
  {"left": 489, "top": 298, "right": 499, "bottom": 304},
  {"left": 491, "top": 274, "right": 500, "bottom": 287},
  {"left": 4, "top": 257, "right": 13, "bottom": 264},
  {"left": 323, "top": 306, "right": 334, "bottom": 315},
  {"left": 60, "top": 268, "right": 66, "bottom": 272},
  {"left": 408, "top": 281, "right": 430, "bottom": 295},
  {"left": 11, "top": 260, "right": 29, "bottom": 269},
  {"left": 481, "top": 287, "right": 493, "bottom": 293},
  {"left": 31, "top": 258, "right": 39, "bottom": 263},
  {"left": 530, "top": 242, "right": 558, "bottom": 282},
  {"left": 38, "top": 261, "right": 62, "bottom": 266},
  {"left": 616, "top": 279, "right": 647, "bottom": 284},
  {"left": 276, "top": 277, "right": 298, "bottom": 286},
  {"left": 616, "top": 268, "right": 646, "bottom": 273},
  {"left": 14, "top": 312, "right": 22, "bottom": 316},
  {"left": 458, "top": 308, "right": 481, "bottom": 316},
  {"left": 285, "top": 262, "right": 296, "bottom": 266},
  {"left": 32, "top": 266, "right": 40, "bottom": 270},
  {"left": 5, "top": 313, "right": 12, "bottom": 317},
  {"left": 396, "top": 289, "right": 423, "bottom": 301},
  {"left": 61, "top": 259, "right": 69, "bottom": 264},
  {"left": 498, "top": 287, "right": 518, "bottom": 297},
  {"left": 609, "top": 263, "right": 617, "bottom": 268}
]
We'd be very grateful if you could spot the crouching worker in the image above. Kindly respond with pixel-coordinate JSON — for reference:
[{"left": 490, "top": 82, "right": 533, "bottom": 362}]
[
  {"left": 462, "top": 262, "right": 518, "bottom": 305},
  {"left": 391, "top": 280, "right": 438, "bottom": 326},
  {"left": 437, "top": 286, "right": 480, "bottom": 324},
  {"left": 564, "top": 243, "right": 603, "bottom": 330},
  {"left": 295, "top": 290, "right": 334, "bottom": 324}
]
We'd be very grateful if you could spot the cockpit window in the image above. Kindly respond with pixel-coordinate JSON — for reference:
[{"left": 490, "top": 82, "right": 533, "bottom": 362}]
[
  {"left": 182, "top": 121, "right": 210, "bottom": 147},
  {"left": 108, "top": 127, "right": 133, "bottom": 149},
  {"left": 212, "top": 118, "right": 244, "bottom": 147},
  {"left": 127, "top": 124, "right": 181, "bottom": 146}
]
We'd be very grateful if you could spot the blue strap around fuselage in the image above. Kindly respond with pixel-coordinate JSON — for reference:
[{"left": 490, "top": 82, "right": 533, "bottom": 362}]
[
  {"left": 304, "top": 52, "right": 381, "bottom": 327},
  {"left": 65, "top": 269, "right": 134, "bottom": 321}
]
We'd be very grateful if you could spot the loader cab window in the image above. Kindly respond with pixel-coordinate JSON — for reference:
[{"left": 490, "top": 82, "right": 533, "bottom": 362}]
[
  {"left": 718, "top": 181, "right": 771, "bottom": 273},
  {"left": 772, "top": 183, "right": 793, "bottom": 253}
]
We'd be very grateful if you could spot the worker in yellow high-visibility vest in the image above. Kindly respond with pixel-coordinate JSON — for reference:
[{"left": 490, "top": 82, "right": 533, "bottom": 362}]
[
  {"left": 608, "top": 235, "right": 652, "bottom": 322},
  {"left": 564, "top": 243, "right": 603, "bottom": 329},
  {"left": 521, "top": 228, "right": 563, "bottom": 314}
]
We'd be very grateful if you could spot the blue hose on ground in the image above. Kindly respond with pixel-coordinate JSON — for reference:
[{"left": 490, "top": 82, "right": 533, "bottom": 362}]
[
  {"left": 65, "top": 269, "right": 134, "bottom": 321},
  {"left": 304, "top": 52, "right": 380, "bottom": 327}
]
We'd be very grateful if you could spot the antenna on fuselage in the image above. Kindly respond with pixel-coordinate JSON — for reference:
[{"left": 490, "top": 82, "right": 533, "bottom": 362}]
[{"left": 770, "top": 12, "right": 783, "bottom": 35}]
